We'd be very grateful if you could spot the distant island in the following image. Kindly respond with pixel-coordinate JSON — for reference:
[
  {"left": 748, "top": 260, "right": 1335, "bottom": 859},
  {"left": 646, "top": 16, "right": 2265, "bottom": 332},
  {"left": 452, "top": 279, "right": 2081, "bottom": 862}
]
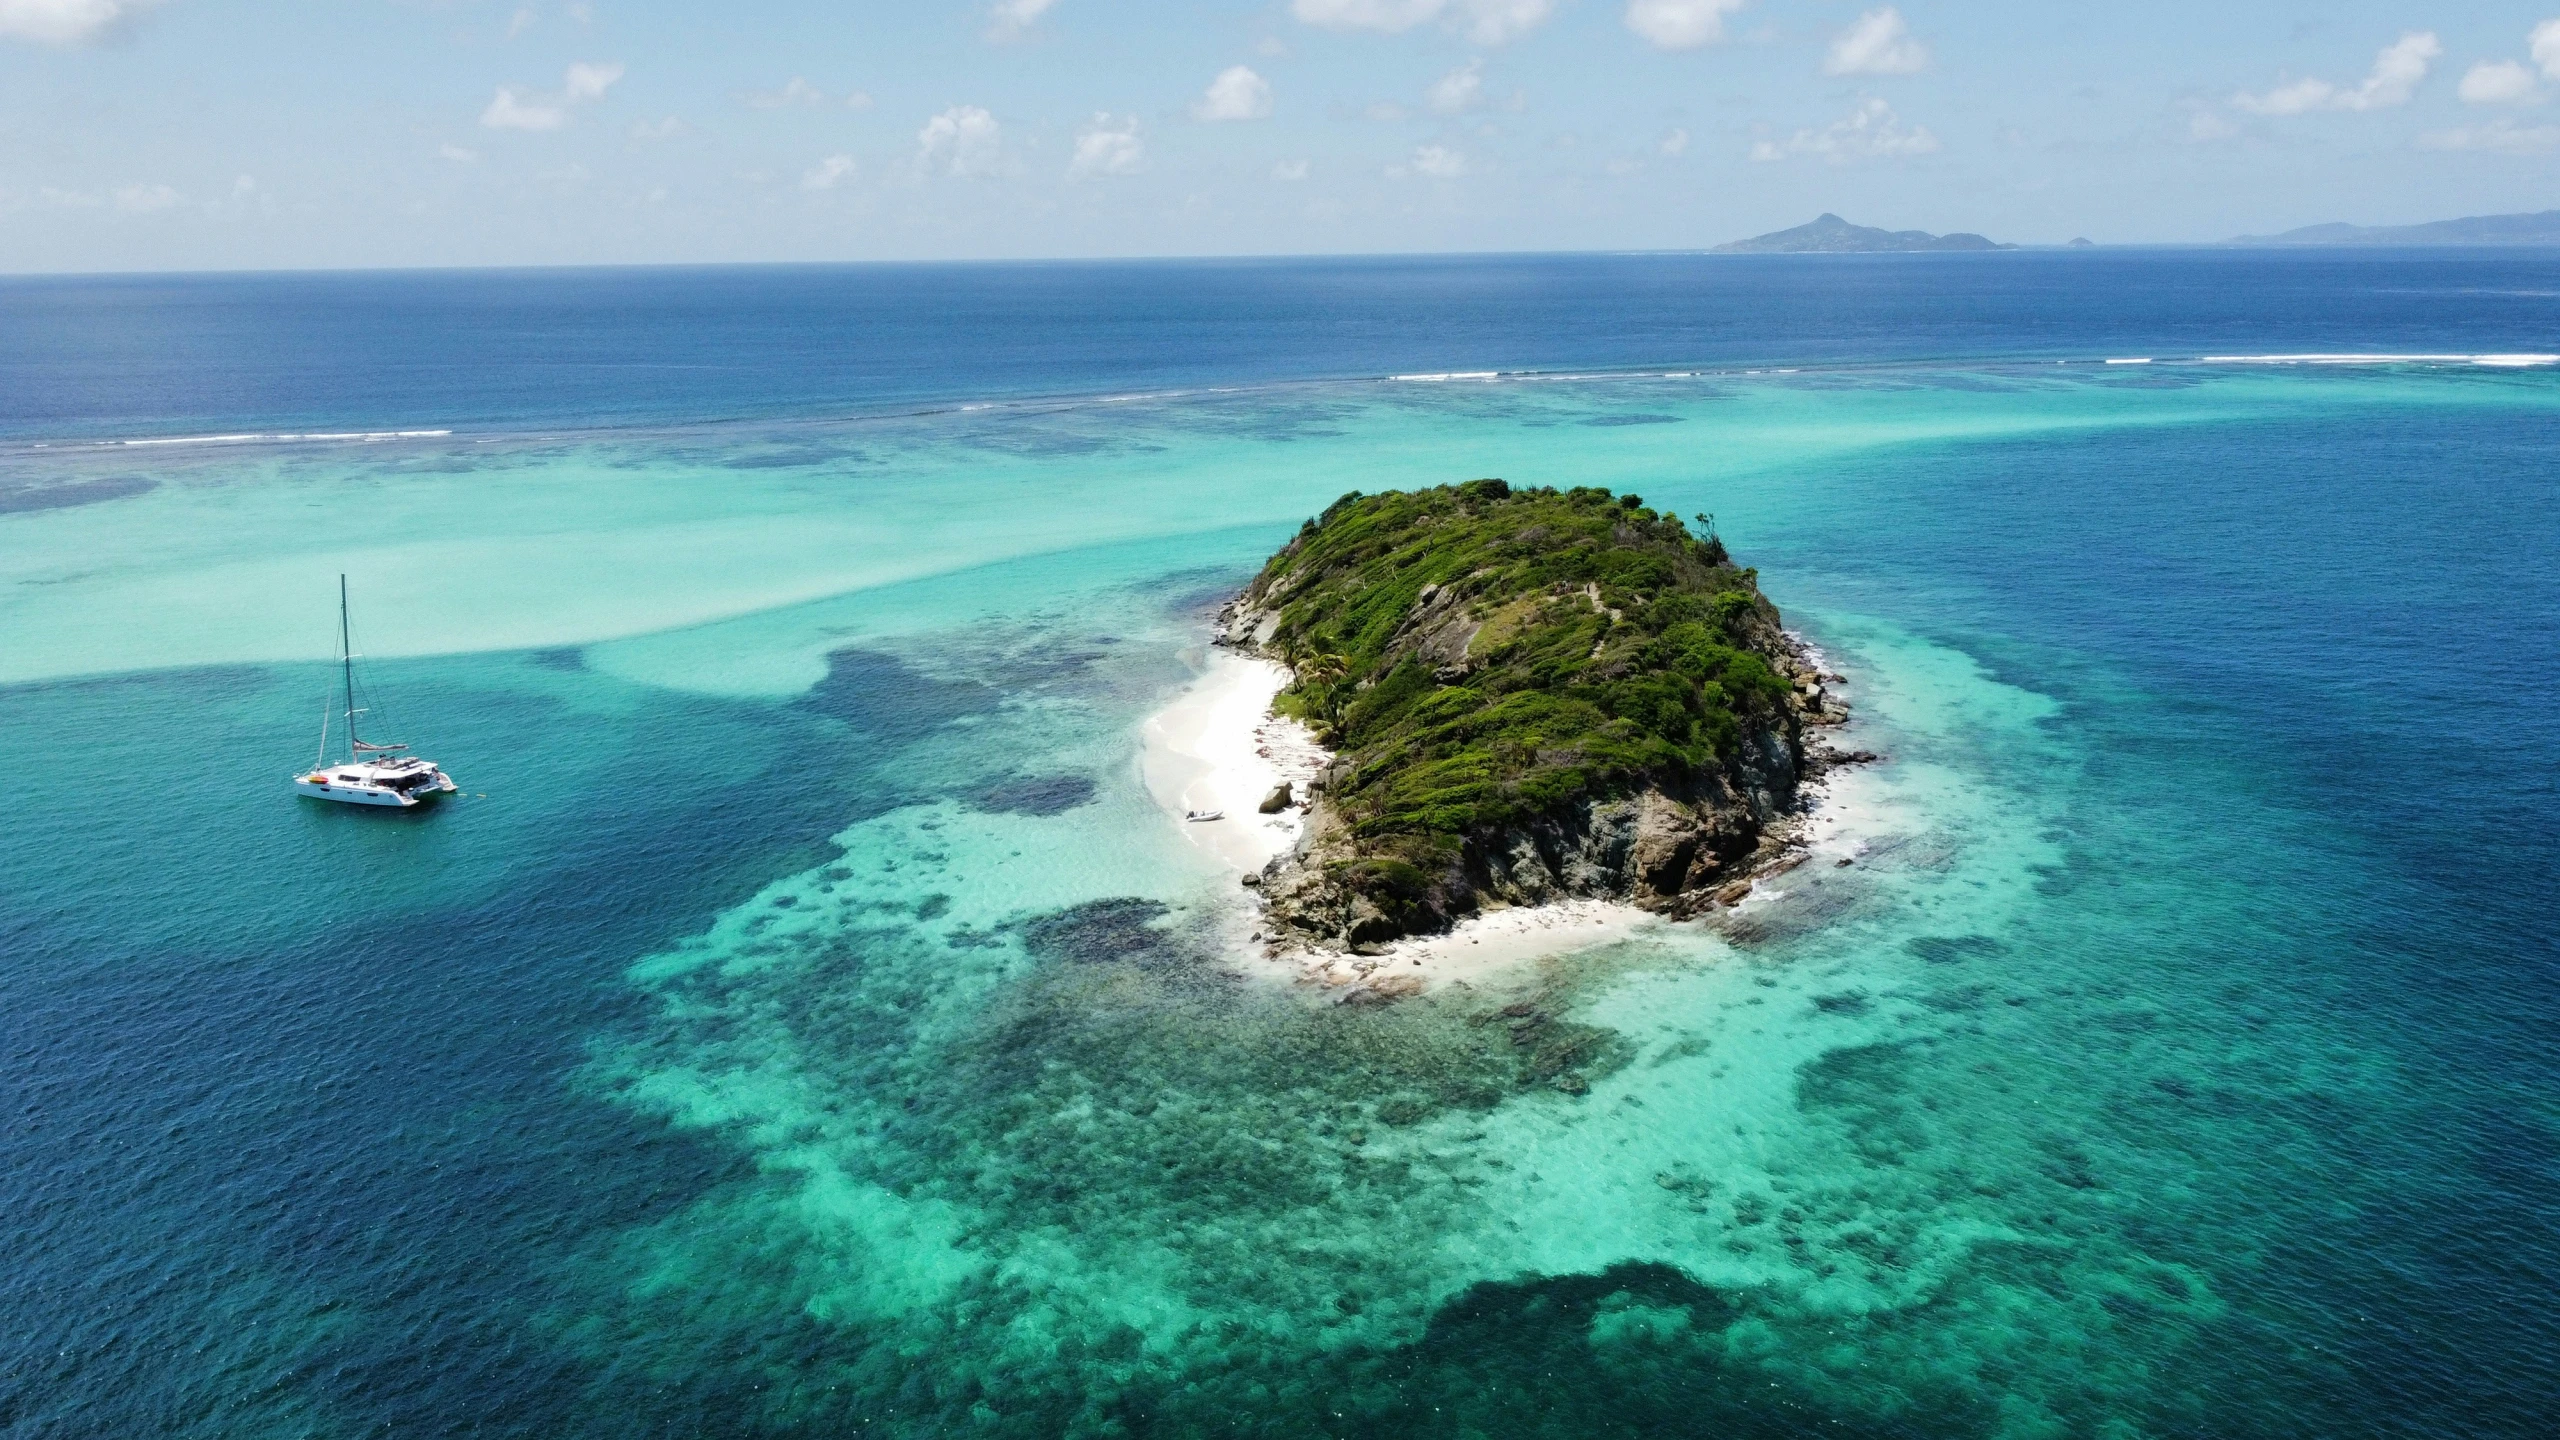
[
  {"left": 1218, "top": 481, "right": 1857, "bottom": 952},
  {"left": 2229, "top": 209, "right": 2560, "bottom": 246},
  {"left": 1714, "top": 213, "right": 2012, "bottom": 254}
]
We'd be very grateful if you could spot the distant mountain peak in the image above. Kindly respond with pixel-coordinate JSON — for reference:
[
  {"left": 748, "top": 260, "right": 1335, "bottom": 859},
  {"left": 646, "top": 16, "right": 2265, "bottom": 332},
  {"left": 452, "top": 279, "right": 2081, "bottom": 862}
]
[
  {"left": 1714, "top": 214, "right": 2012, "bottom": 254},
  {"left": 2228, "top": 209, "right": 2560, "bottom": 247}
]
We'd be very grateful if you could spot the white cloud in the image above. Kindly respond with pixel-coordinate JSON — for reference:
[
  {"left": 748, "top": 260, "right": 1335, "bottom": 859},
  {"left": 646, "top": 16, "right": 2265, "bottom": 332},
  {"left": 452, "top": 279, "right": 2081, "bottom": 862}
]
[
  {"left": 0, "top": 0, "right": 155, "bottom": 45},
  {"left": 1411, "top": 143, "right": 1467, "bottom": 177},
  {"left": 482, "top": 60, "right": 622, "bottom": 132},
  {"left": 563, "top": 61, "right": 623, "bottom": 101},
  {"left": 439, "top": 143, "right": 481, "bottom": 162},
  {"left": 2455, "top": 20, "right": 2560, "bottom": 108},
  {"left": 2536, "top": 18, "right": 2560, "bottom": 78},
  {"left": 1452, "top": 0, "right": 1549, "bottom": 43},
  {"left": 918, "top": 104, "right": 1003, "bottom": 176},
  {"left": 1749, "top": 97, "right": 1939, "bottom": 162},
  {"left": 482, "top": 88, "right": 566, "bottom": 131},
  {"left": 1273, "top": 158, "right": 1311, "bottom": 180},
  {"left": 1658, "top": 126, "right": 1689, "bottom": 156},
  {"left": 801, "top": 154, "right": 857, "bottom": 190},
  {"left": 113, "top": 182, "right": 179, "bottom": 213},
  {"left": 628, "top": 115, "right": 685, "bottom": 141},
  {"left": 985, "top": 0, "right": 1054, "bottom": 42},
  {"left": 2235, "top": 31, "right": 2438, "bottom": 115},
  {"left": 1825, "top": 7, "right": 1927, "bottom": 76},
  {"left": 2461, "top": 60, "right": 2539, "bottom": 105},
  {"left": 1624, "top": 0, "right": 1745, "bottom": 51},
  {"left": 1068, "top": 113, "right": 1144, "bottom": 179},
  {"left": 2422, "top": 118, "right": 2560, "bottom": 152},
  {"left": 1294, "top": 0, "right": 1437, "bottom": 32},
  {"left": 1427, "top": 59, "right": 1484, "bottom": 113},
  {"left": 1194, "top": 65, "right": 1273, "bottom": 121},
  {"left": 1291, "top": 0, "right": 1551, "bottom": 46},
  {"left": 507, "top": 7, "right": 535, "bottom": 38}
]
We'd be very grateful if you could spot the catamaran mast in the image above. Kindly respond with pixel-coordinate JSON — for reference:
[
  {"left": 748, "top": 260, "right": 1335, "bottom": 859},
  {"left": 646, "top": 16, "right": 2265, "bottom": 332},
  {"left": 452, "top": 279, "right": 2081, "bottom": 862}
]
[{"left": 340, "top": 574, "right": 358, "bottom": 761}]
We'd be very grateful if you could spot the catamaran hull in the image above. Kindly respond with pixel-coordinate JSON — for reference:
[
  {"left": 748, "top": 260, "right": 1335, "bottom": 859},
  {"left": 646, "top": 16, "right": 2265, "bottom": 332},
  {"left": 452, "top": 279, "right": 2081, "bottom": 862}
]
[{"left": 294, "top": 773, "right": 457, "bottom": 808}]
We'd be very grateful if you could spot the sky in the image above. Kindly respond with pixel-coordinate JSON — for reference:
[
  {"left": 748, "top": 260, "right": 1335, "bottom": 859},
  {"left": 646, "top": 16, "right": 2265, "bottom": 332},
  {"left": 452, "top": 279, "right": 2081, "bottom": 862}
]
[{"left": 3, "top": 0, "right": 2559, "bottom": 271}]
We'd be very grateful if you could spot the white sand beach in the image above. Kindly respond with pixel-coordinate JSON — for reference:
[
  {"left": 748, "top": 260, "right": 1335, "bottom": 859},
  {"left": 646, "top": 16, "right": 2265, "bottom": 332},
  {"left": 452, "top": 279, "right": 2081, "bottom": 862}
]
[{"left": 1139, "top": 647, "right": 1330, "bottom": 873}]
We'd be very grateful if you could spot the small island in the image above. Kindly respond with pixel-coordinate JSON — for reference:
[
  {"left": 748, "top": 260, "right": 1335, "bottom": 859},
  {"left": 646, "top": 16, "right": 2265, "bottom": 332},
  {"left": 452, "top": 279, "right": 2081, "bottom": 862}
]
[
  {"left": 1216, "top": 481, "right": 1856, "bottom": 955},
  {"left": 1714, "top": 213, "right": 2011, "bottom": 254}
]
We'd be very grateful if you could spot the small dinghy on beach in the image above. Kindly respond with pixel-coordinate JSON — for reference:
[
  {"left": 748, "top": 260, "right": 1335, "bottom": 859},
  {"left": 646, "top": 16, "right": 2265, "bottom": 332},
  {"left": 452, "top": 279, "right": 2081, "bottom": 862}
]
[{"left": 1184, "top": 809, "right": 1225, "bottom": 823}]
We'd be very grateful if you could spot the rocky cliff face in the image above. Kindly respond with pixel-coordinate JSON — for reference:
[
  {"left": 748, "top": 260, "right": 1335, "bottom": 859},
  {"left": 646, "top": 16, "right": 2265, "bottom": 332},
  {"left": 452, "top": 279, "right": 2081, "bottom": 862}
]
[{"left": 1218, "top": 481, "right": 1857, "bottom": 953}]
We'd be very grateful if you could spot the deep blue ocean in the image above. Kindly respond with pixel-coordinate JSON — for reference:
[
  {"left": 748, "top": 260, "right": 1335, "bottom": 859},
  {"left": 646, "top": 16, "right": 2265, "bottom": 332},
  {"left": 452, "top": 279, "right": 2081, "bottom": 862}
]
[
  {"left": 7, "top": 249, "right": 2559, "bottom": 440},
  {"left": 2, "top": 252, "right": 2555, "bottom": 1439}
]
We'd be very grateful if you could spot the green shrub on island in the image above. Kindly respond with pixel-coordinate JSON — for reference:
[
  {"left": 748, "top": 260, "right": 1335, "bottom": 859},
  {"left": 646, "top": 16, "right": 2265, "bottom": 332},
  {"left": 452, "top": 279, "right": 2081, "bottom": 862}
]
[{"left": 1244, "top": 479, "right": 1800, "bottom": 866}]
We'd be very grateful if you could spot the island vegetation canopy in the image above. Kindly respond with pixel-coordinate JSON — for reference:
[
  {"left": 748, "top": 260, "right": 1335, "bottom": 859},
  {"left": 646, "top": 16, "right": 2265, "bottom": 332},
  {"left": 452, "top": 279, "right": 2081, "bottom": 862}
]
[{"left": 1252, "top": 479, "right": 1797, "bottom": 851}]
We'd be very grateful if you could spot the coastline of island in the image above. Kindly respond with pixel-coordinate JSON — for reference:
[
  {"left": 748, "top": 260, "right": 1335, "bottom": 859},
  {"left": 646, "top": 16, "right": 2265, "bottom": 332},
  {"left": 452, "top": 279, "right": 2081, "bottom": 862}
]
[
  {"left": 1138, "top": 648, "right": 1329, "bottom": 875},
  {"left": 1138, "top": 480, "right": 1877, "bottom": 999}
]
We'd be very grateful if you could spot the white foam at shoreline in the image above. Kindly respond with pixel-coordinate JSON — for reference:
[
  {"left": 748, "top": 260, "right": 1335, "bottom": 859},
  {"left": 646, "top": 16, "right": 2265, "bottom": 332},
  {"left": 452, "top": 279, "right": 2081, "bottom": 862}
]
[{"left": 1297, "top": 898, "right": 1661, "bottom": 994}]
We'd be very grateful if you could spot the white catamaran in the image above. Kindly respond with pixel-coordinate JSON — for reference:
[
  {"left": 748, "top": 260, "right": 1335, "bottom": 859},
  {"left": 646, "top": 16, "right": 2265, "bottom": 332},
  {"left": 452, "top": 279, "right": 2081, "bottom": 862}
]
[{"left": 294, "top": 576, "right": 458, "bottom": 808}]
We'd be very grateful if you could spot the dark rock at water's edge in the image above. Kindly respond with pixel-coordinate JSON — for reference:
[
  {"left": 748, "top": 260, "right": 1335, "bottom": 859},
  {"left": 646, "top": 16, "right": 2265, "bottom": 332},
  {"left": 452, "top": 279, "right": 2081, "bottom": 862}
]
[
  {"left": 1713, "top": 213, "right": 2012, "bottom": 254},
  {"left": 1218, "top": 480, "right": 1863, "bottom": 952}
]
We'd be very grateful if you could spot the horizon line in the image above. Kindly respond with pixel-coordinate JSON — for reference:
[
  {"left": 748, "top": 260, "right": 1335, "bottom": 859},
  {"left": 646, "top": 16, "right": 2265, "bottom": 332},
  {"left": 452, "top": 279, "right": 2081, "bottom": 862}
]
[{"left": 12, "top": 239, "right": 2560, "bottom": 282}]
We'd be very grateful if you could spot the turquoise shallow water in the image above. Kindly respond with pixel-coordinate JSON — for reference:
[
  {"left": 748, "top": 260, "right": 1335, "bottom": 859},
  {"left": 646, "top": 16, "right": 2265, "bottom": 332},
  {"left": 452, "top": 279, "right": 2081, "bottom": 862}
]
[{"left": 5, "top": 299, "right": 2559, "bottom": 1435}]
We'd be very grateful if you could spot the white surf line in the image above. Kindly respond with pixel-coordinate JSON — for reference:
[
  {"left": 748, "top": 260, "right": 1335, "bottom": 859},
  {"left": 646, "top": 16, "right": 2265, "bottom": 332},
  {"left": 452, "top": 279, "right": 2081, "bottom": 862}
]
[
  {"left": 94, "top": 429, "right": 456, "bottom": 448},
  {"left": 2190, "top": 353, "right": 2559, "bottom": 367}
]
